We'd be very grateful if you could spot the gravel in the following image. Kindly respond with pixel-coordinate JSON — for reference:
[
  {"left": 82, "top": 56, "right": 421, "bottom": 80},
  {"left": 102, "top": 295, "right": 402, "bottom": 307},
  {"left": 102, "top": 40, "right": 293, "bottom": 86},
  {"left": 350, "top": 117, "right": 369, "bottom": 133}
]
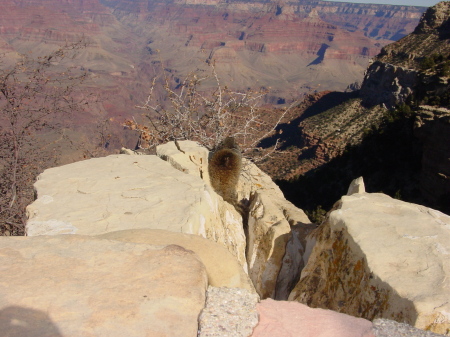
[
  {"left": 373, "top": 318, "right": 448, "bottom": 337},
  {"left": 198, "top": 286, "right": 259, "bottom": 337},
  {"left": 198, "top": 287, "right": 449, "bottom": 337}
]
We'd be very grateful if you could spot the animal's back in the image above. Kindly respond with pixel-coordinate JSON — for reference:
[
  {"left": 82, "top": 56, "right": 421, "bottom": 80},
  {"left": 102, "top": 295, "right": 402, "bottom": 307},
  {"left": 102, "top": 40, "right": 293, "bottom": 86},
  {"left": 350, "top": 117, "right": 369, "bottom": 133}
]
[{"left": 208, "top": 137, "right": 242, "bottom": 204}]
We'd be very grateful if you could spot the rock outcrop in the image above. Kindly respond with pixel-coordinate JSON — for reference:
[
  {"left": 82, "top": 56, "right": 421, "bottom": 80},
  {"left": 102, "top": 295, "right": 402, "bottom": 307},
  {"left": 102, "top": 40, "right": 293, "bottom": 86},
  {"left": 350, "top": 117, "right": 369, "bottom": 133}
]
[
  {"left": 360, "top": 61, "right": 418, "bottom": 108},
  {"left": 26, "top": 140, "right": 314, "bottom": 299},
  {"left": 0, "top": 234, "right": 208, "bottom": 337},
  {"left": 98, "top": 229, "right": 255, "bottom": 292},
  {"left": 156, "top": 140, "right": 314, "bottom": 299},
  {"left": 8, "top": 140, "right": 450, "bottom": 336},
  {"left": 26, "top": 148, "right": 247, "bottom": 269},
  {"left": 262, "top": 2, "right": 450, "bottom": 219},
  {"left": 359, "top": 1, "right": 450, "bottom": 211},
  {"left": 360, "top": 1, "right": 450, "bottom": 109},
  {"left": 289, "top": 185, "right": 450, "bottom": 334},
  {"left": 240, "top": 161, "right": 314, "bottom": 299}
]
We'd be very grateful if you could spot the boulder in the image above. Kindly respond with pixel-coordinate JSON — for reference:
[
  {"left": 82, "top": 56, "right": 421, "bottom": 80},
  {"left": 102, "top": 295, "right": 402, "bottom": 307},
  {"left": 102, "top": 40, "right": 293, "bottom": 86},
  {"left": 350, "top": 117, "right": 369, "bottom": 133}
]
[
  {"left": 245, "top": 191, "right": 291, "bottom": 299},
  {"left": 98, "top": 229, "right": 255, "bottom": 292},
  {"left": 242, "top": 165, "right": 313, "bottom": 299},
  {"left": 156, "top": 141, "right": 313, "bottom": 299},
  {"left": 360, "top": 61, "right": 418, "bottom": 109},
  {"left": 251, "top": 298, "right": 375, "bottom": 337},
  {"left": 0, "top": 235, "right": 208, "bottom": 337},
  {"left": 26, "top": 141, "right": 313, "bottom": 299},
  {"left": 274, "top": 222, "right": 316, "bottom": 300},
  {"left": 289, "top": 192, "right": 450, "bottom": 334},
  {"left": 26, "top": 153, "right": 247, "bottom": 269},
  {"left": 347, "top": 176, "right": 366, "bottom": 195},
  {"left": 156, "top": 140, "right": 209, "bottom": 179},
  {"left": 246, "top": 191, "right": 314, "bottom": 299}
]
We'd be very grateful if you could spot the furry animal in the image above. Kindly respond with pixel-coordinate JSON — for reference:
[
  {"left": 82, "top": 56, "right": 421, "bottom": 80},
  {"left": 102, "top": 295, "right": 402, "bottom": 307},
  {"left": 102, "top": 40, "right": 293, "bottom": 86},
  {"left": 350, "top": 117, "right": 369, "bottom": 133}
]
[{"left": 208, "top": 137, "right": 242, "bottom": 205}]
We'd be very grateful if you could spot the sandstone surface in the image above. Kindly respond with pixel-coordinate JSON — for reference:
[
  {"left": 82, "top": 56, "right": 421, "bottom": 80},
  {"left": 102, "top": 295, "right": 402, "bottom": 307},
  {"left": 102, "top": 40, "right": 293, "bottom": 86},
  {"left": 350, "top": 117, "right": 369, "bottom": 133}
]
[
  {"left": 98, "top": 229, "right": 255, "bottom": 292},
  {"left": 156, "top": 140, "right": 210, "bottom": 179},
  {"left": 26, "top": 154, "right": 212, "bottom": 236},
  {"left": 239, "top": 154, "right": 314, "bottom": 300},
  {"left": 274, "top": 221, "right": 316, "bottom": 300},
  {"left": 0, "top": 235, "right": 208, "bottom": 337},
  {"left": 26, "top": 153, "right": 247, "bottom": 268},
  {"left": 289, "top": 192, "right": 450, "bottom": 334},
  {"left": 251, "top": 298, "right": 375, "bottom": 337},
  {"left": 156, "top": 141, "right": 314, "bottom": 299}
]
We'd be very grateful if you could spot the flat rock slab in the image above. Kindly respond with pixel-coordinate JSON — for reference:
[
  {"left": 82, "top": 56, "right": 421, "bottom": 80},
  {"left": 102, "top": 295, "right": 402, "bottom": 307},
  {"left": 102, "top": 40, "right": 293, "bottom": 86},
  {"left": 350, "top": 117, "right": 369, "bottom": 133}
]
[
  {"left": 251, "top": 298, "right": 374, "bottom": 337},
  {"left": 290, "top": 193, "right": 450, "bottom": 334},
  {"left": 99, "top": 229, "right": 255, "bottom": 292},
  {"left": 0, "top": 235, "right": 208, "bottom": 337},
  {"left": 26, "top": 154, "right": 211, "bottom": 236}
]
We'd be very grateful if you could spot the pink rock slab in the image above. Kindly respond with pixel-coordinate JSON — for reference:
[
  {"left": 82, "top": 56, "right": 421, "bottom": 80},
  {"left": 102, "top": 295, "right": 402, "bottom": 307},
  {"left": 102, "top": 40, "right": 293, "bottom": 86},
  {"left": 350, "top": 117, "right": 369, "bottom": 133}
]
[{"left": 252, "top": 299, "right": 375, "bottom": 337}]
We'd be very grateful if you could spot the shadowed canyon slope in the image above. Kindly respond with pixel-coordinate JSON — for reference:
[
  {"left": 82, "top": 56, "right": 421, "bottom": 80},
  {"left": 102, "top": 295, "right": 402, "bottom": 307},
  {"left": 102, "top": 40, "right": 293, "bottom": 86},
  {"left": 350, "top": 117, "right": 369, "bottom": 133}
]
[
  {"left": 262, "top": 1, "right": 450, "bottom": 217},
  {"left": 0, "top": 0, "right": 425, "bottom": 118}
]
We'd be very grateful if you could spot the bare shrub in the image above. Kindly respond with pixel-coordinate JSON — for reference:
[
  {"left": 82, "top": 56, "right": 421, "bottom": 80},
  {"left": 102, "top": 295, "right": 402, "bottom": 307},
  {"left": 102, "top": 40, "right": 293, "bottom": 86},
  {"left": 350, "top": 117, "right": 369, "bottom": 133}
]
[
  {"left": 0, "top": 40, "right": 90, "bottom": 236},
  {"left": 124, "top": 63, "right": 290, "bottom": 159}
]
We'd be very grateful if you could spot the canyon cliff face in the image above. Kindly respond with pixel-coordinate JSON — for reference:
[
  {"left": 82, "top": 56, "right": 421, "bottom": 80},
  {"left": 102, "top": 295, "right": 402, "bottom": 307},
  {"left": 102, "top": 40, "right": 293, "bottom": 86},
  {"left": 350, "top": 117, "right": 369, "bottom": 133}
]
[
  {"left": 261, "top": 2, "right": 450, "bottom": 216},
  {"left": 0, "top": 0, "right": 425, "bottom": 170},
  {"left": 360, "top": 1, "right": 450, "bottom": 108},
  {"left": 359, "top": 1, "right": 450, "bottom": 212},
  {"left": 0, "top": 0, "right": 424, "bottom": 114},
  {"left": 99, "top": 0, "right": 425, "bottom": 103}
]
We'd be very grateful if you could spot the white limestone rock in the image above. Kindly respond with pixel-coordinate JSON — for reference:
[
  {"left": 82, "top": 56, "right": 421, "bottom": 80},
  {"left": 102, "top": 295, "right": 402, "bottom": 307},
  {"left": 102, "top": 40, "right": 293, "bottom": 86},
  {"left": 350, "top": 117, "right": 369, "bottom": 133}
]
[
  {"left": 0, "top": 235, "right": 208, "bottom": 337},
  {"left": 98, "top": 229, "right": 255, "bottom": 292},
  {"left": 157, "top": 141, "right": 313, "bottom": 299},
  {"left": 274, "top": 222, "right": 316, "bottom": 300},
  {"left": 246, "top": 191, "right": 291, "bottom": 299},
  {"left": 347, "top": 176, "right": 366, "bottom": 195},
  {"left": 26, "top": 154, "right": 247, "bottom": 269},
  {"left": 289, "top": 192, "right": 450, "bottom": 335},
  {"left": 156, "top": 140, "right": 209, "bottom": 179},
  {"left": 26, "top": 141, "right": 313, "bottom": 300},
  {"left": 240, "top": 159, "right": 313, "bottom": 299}
]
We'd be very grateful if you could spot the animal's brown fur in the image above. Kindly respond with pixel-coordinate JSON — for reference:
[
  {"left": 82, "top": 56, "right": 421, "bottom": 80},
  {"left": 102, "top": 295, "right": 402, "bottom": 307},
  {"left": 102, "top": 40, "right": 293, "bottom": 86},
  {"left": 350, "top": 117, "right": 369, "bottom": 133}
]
[{"left": 208, "top": 137, "right": 242, "bottom": 204}]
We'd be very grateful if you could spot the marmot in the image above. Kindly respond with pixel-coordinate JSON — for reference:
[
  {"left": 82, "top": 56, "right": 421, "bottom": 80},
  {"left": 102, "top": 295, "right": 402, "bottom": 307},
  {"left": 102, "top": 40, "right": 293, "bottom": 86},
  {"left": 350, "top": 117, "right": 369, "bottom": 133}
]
[{"left": 208, "top": 137, "right": 242, "bottom": 205}]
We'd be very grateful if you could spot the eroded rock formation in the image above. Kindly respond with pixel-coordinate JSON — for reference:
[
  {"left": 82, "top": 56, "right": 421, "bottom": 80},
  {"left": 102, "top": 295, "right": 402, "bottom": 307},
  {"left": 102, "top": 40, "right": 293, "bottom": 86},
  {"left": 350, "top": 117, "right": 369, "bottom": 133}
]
[
  {"left": 7, "top": 141, "right": 450, "bottom": 335},
  {"left": 289, "top": 181, "right": 450, "bottom": 334},
  {"left": 156, "top": 140, "right": 314, "bottom": 299},
  {"left": 0, "top": 0, "right": 425, "bottom": 120},
  {"left": 359, "top": 1, "right": 450, "bottom": 211},
  {"left": 0, "top": 234, "right": 208, "bottom": 337},
  {"left": 26, "top": 140, "right": 315, "bottom": 299}
]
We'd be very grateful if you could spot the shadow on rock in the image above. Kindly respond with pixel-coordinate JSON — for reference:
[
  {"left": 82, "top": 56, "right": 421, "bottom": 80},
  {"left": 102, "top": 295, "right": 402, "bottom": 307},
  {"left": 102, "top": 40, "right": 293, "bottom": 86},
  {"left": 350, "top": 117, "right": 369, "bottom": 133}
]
[{"left": 0, "top": 306, "right": 63, "bottom": 337}]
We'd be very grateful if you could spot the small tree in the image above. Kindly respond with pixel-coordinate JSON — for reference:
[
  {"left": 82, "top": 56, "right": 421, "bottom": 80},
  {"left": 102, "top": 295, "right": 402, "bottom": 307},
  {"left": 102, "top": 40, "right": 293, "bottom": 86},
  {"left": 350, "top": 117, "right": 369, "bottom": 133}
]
[
  {"left": 0, "top": 41, "right": 89, "bottom": 235},
  {"left": 125, "top": 62, "right": 290, "bottom": 159},
  {"left": 420, "top": 56, "right": 435, "bottom": 71}
]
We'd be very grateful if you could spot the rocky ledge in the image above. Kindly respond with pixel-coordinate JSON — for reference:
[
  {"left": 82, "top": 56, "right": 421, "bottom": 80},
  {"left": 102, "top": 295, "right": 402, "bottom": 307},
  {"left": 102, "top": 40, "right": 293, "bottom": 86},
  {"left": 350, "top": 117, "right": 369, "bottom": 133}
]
[{"left": 0, "top": 141, "right": 448, "bottom": 336}]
